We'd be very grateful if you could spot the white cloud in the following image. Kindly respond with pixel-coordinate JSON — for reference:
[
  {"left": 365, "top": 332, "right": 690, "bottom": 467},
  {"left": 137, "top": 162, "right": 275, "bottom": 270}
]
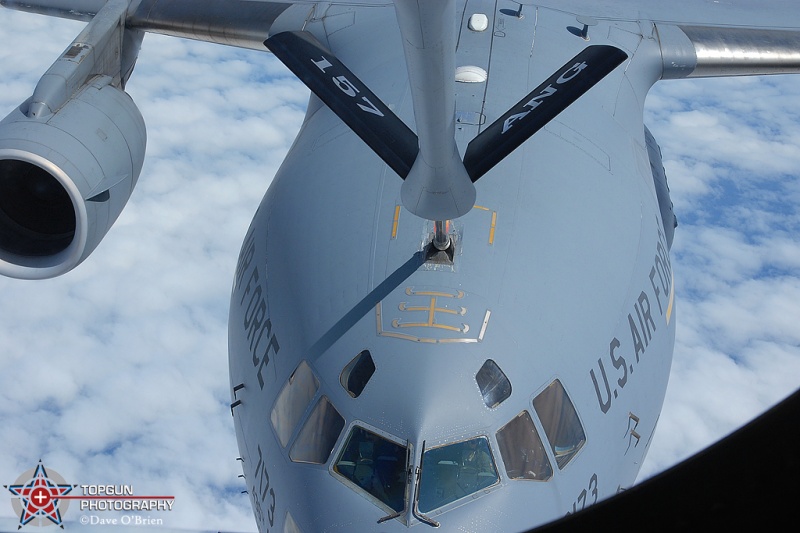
[{"left": 640, "top": 74, "right": 800, "bottom": 478}]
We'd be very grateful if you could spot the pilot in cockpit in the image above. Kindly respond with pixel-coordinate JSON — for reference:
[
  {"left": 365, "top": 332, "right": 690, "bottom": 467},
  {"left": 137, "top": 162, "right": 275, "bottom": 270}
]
[{"left": 459, "top": 438, "right": 494, "bottom": 491}]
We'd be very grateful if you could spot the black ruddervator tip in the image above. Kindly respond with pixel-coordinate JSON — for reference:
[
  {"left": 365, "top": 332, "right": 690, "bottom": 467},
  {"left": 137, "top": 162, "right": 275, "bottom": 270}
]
[
  {"left": 463, "top": 45, "right": 628, "bottom": 182},
  {"left": 264, "top": 31, "right": 419, "bottom": 180},
  {"left": 265, "top": 32, "right": 626, "bottom": 189}
]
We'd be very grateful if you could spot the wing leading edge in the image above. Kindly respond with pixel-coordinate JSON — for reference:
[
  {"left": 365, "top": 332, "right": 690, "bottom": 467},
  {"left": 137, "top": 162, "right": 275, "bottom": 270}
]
[
  {"left": 529, "top": 0, "right": 800, "bottom": 30},
  {"left": 0, "top": 0, "right": 388, "bottom": 50},
  {"left": 657, "top": 24, "right": 800, "bottom": 79},
  {"left": 6, "top": 0, "right": 800, "bottom": 80}
]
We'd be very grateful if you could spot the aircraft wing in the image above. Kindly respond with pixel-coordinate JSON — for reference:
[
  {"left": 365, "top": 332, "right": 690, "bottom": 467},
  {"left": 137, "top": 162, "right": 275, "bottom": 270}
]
[
  {"left": 531, "top": 0, "right": 800, "bottom": 29},
  {"left": 5, "top": 0, "right": 800, "bottom": 30},
  {"left": 11, "top": 0, "right": 800, "bottom": 30},
  {"left": 0, "top": 0, "right": 391, "bottom": 50},
  {"left": 4, "top": 0, "right": 800, "bottom": 80}
]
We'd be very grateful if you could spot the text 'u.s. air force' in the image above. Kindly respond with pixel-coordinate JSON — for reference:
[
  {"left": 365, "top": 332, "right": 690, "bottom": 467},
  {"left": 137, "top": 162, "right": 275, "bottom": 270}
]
[{"left": 234, "top": 226, "right": 279, "bottom": 390}]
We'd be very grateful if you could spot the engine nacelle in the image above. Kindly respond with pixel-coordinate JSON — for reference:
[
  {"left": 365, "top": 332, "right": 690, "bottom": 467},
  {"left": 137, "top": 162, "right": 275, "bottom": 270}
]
[{"left": 0, "top": 75, "right": 145, "bottom": 279}]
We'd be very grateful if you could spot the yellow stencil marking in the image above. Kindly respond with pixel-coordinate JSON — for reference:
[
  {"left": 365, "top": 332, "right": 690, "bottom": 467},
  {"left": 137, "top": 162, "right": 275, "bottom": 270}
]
[
  {"left": 473, "top": 205, "right": 497, "bottom": 245},
  {"left": 406, "top": 287, "right": 465, "bottom": 298},
  {"left": 376, "top": 302, "right": 490, "bottom": 344},
  {"left": 666, "top": 271, "right": 675, "bottom": 325},
  {"left": 392, "top": 288, "right": 469, "bottom": 332},
  {"left": 391, "top": 205, "right": 401, "bottom": 239}
]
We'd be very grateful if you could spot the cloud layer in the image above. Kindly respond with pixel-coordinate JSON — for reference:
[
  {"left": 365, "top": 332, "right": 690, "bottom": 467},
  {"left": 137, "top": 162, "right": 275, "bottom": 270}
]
[
  {"left": 641, "top": 74, "right": 800, "bottom": 477},
  {"left": 0, "top": 10, "right": 307, "bottom": 532}
]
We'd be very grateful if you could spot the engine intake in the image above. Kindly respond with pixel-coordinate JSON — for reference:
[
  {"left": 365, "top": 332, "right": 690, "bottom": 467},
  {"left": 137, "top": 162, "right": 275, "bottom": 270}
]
[
  {"left": 0, "top": 75, "right": 146, "bottom": 279},
  {"left": 0, "top": 158, "right": 75, "bottom": 257}
]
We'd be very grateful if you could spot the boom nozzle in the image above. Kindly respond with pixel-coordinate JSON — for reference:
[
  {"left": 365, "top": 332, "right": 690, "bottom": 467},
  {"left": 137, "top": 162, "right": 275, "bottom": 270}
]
[{"left": 394, "top": 0, "right": 476, "bottom": 221}]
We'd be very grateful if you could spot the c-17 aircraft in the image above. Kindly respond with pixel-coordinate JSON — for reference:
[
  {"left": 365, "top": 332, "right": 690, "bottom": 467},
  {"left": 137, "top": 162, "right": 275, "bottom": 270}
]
[{"left": 1, "top": 0, "right": 799, "bottom": 531}]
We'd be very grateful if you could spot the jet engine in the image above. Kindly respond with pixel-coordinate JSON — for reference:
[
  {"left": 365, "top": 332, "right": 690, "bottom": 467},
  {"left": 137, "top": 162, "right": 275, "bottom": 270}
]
[{"left": 0, "top": 75, "right": 146, "bottom": 279}]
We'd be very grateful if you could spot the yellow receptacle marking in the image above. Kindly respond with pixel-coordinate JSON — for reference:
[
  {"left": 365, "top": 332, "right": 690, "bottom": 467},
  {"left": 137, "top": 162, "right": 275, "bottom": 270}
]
[
  {"left": 666, "top": 271, "right": 675, "bottom": 325},
  {"left": 391, "top": 205, "right": 401, "bottom": 239},
  {"left": 473, "top": 205, "right": 497, "bottom": 245},
  {"left": 376, "top": 301, "right": 491, "bottom": 344}
]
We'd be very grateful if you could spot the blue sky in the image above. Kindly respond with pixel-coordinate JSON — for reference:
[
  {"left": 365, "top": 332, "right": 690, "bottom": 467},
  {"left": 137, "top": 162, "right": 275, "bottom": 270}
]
[
  {"left": 1, "top": 6, "right": 800, "bottom": 532},
  {"left": 641, "top": 74, "right": 800, "bottom": 476}
]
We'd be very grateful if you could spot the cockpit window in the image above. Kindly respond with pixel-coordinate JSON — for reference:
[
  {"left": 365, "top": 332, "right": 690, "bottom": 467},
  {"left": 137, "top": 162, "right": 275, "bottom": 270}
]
[
  {"left": 333, "top": 426, "right": 408, "bottom": 512},
  {"left": 496, "top": 411, "right": 553, "bottom": 481},
  {"left": 533, "top": 379, "right": 586, "bottom": 469},
  {"left": 271, "top": 361, "right": 319, "bottom": 447},
  {"left": 340, "top": 350, "right": 376, "bottom": 398},
  {"left": 475, "top": 359, "right": 512, "bottom": 408},
  {"left": 417, "top": 437, "right": 499, "bottom": 513},
  {"left": 289, "top": 396, "right": 345, "bottom": 464}
]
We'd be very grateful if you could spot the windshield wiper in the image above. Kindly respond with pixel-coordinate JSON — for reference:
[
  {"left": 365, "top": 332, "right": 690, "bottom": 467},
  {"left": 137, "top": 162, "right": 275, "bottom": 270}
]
[
  {"left": 412, "top": 441, "right": 439, "bottom": 528},
  {"left": 377, "top": 509, "right": 405, "bottom": 524},
  {"left": 377, "top": 440, "right": 412, "bottom": 524}
]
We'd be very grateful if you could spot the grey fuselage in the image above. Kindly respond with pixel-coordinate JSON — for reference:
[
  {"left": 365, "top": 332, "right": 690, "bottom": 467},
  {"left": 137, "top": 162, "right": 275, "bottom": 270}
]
[{"left": 228, "top": 3, "right": 676, "bottom": 531}]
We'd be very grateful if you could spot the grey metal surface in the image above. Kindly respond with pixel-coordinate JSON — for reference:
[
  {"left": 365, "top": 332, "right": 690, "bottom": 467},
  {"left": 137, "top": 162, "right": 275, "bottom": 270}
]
[
  {"left": 522, "top": 0, "right": 800, "bottom": 29},
  {"left": 680, "top": 25, "right": 800, "bottom": 77},
  {"left": 0, "top": 0, "right": 105, "bottom": 20},
  {"left": 127, "top": 0, "right": 293, "bottom": 50},
  {"left": 395, "top": 0, "right": 476, "bottom": 220}
]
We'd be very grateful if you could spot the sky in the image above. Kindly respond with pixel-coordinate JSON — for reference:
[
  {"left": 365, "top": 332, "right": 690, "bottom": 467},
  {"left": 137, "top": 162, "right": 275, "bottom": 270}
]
[{"left": 1, "top": 6, "right": 800, "bottom": 533}]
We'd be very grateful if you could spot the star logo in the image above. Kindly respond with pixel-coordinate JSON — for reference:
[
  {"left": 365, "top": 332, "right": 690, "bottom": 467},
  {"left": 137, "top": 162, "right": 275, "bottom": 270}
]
[{"left": 4, "top": 461, "right": 75, "bottom": 529}]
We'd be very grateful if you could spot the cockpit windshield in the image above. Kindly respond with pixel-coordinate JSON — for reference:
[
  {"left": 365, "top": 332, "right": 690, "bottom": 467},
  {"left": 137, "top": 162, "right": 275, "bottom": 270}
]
[
  {"left": 417, "top": 437, "right": 499, "bottom": 513},
  {"left": 533, "top": 379, "right": 586, "bottom": 469},
  {"left": 333, "top": 426, "right": 408, "bottom": 512}
]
